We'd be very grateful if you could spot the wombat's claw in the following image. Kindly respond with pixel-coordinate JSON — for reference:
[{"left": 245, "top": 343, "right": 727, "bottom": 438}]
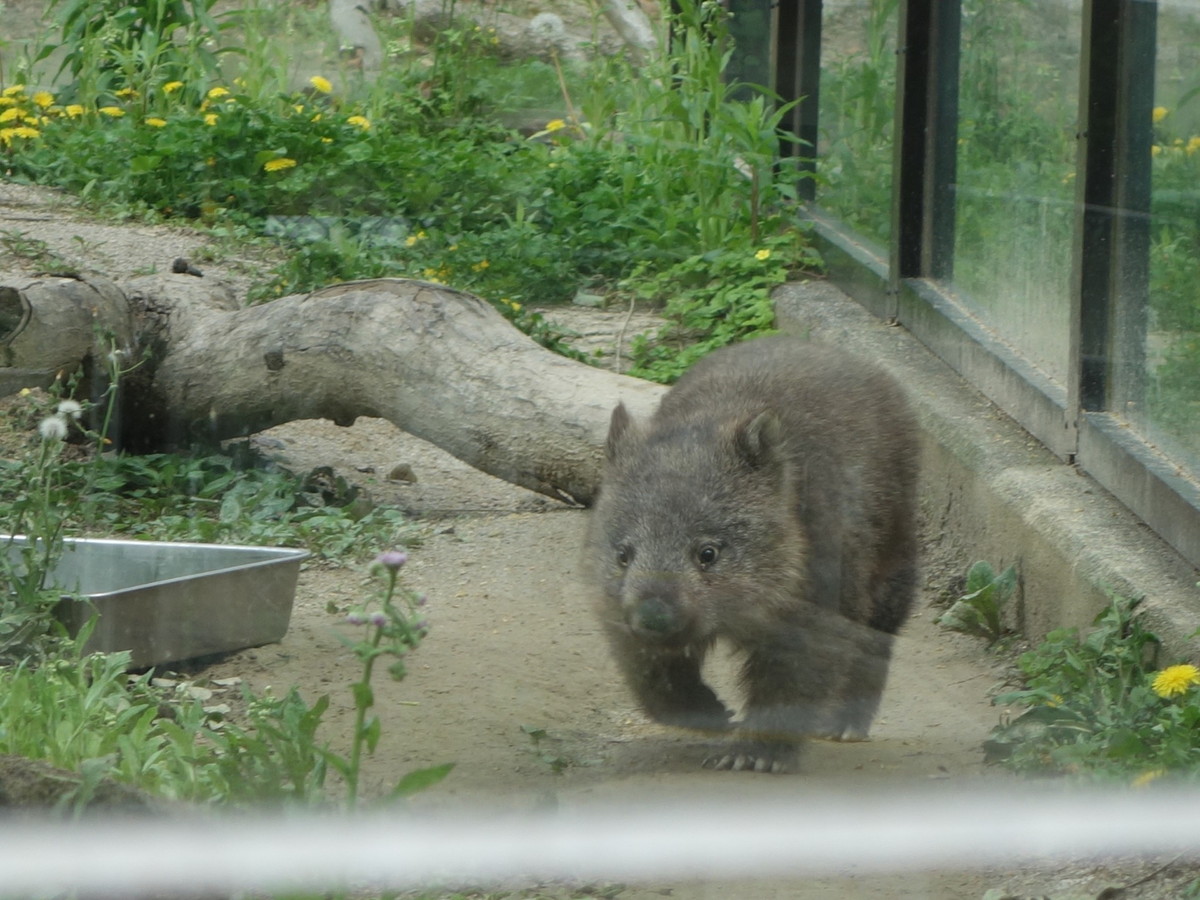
[
  {"left": 812, "top": 725, "right": 870, "bottom": 742},
  {"left": 832, "top": 727, "right": 869, "bottom": 743},
  {"left": 703, "top": 751, "right": 789, "bottom": 774}
]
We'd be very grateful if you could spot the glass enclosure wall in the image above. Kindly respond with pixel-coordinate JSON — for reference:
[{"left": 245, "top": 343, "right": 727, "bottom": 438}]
[
  {"left": 1147, "top": 2, "right": 1200, "bottom": 470},
  {"left": 768, "top": 0, "right": 1200, "bottom": 569},
  {"left": 815, "top": 0, "right": 896, "bottom": 246},
  {"left": 951, "top": 0, "right": 1080, "bottom": 386}
]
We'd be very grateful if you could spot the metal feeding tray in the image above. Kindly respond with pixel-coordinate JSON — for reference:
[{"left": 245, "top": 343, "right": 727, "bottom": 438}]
[{"left": 3, "top": 535, "right": 308, "bottom": 668}]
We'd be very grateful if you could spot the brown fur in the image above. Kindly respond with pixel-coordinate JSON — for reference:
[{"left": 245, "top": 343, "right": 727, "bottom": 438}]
[{"left": 585, "top": 336, "right": 920, "bottom": 773}]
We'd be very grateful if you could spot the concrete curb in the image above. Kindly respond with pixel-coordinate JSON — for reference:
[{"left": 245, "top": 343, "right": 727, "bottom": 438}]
[{"left": 774, "top": 279, "right": 1200, "bottom": 658}]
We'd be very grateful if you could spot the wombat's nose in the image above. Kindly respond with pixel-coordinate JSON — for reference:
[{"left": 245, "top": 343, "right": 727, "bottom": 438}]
[{"left": 630, "top": 596, "right": 680, "bottom": 638}]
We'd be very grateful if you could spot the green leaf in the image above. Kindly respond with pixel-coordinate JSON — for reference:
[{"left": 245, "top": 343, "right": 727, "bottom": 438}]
[
  {"left": 130, "top": 155, "right": 163, "bottom": 175},
  {"left": 388, "top": 762, "right": 454, "bottom": 799},
  {"left": 364, "top": 716, "right": 381, "bottom": 753},
  {"left": 350, "top": 681, "right": 374, "bottom": 710}
]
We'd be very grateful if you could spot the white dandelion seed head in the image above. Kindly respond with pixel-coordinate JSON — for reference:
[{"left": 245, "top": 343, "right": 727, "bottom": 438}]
[
  {"left": 56, "top": 399, "right": 83, "bottom": 419},
  {"left": 38, "top": 415, "right": 68, "bottom": 441}
]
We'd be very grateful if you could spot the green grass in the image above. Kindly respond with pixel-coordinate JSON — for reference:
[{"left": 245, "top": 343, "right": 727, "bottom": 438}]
[
  {"left": 1, "top": 0, "right": 814, "bottom": 378},
  {"left": 987, "top": 596, "right": 1200, "bottom": 782}
]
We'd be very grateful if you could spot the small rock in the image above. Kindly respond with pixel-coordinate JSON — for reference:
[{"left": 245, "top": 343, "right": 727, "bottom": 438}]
[
  {"left": 572, "top": 290, "right": 607, "bottom": 308},
  {"left": 388, "top": 463, "right": 418, "bottom": 483}
]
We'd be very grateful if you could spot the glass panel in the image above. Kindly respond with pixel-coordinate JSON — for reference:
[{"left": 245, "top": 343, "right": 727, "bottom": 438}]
[
  {"left": 951, "top": 0, "right": 1081, "bottom": 386},
  {"left": 726, "top": 0, "right": 774, "bottom": 97},
  {"left": 818, "top": 0, "right": 897, "bottom": 246},
  {"left": 1145, "top": 2, "right": 1200, "bottom": 471}
]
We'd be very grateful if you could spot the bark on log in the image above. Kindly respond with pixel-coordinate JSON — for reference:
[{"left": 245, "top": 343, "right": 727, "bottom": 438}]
[
  {"left": 0, "top": 273, "right": 665, "bottom": 506},
  {"left": 329, "top": 0, "right": 385, "bottom": 77},
  {"left": 596, "top": 0, "right": 659, "bottom": 66}
]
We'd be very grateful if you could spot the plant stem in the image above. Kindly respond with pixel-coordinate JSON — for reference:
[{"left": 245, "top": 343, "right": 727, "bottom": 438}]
[
  {"left": 346, "top": 626, "right": 383, "bottom": 811},
  {"left": 345, "top": 567, "right": 399, "bottom": 810}
]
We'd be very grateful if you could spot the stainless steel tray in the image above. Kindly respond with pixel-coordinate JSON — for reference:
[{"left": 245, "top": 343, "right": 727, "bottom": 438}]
[{"left": 3, "top": 535, "right": 308, "bottom": 668}]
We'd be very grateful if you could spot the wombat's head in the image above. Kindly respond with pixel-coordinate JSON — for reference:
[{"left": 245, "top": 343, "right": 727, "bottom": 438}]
[{"left": 587, "top": 402, "right": 808, "bottom": 647}]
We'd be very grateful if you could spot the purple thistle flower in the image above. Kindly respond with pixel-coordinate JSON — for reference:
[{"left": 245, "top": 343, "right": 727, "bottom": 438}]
[
  {"left": 369, "top": 611, "right": 388, "bottom": 628},
  {"left": 376, "top": 550, "right": 408, "bottom": 571},
  {"left": 345, "top": 611, "right": 368, "bottom": 626}
]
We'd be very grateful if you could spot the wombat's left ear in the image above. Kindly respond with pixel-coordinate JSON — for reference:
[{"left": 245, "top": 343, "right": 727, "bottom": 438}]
[
  {"left": 733, "top": 410, "right": 783, "bottom": 469},
  {"left": 605, "top": 402, "right": 638, "bottom": 461}
]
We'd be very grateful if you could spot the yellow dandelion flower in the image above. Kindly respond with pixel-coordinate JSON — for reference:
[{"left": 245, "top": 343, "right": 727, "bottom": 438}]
[
  {"left": 320, "top": 136, "right": 333, "bottom": 143},
  {"left": 545, "top": 118, "right": 566, "bottom": 132},
  {"left": 263, "top": 157, "right": 298, "bottom": 172},
  {"left": 472, "top": 259, "right": 490, "bottom": 272},
  {"left": 145, "top": 117, "right": 167, "bottom": 128},
  {"left": 64, "top": 104, "right": 84, "bottom": 118},
  {"left": 1152, "top": 664, "right": 1200, "bottom": 698},
  {"left": 115, "top": 87, "right": 138, "bottom": 98},
  {"left": 1153, "top": 106, "right": 1168, "bottom": 124},
  {"left": 1131, "top": 769, "right": 1166, "bottom": 789},
  {"left": 309, "top": 75, "right": 333, "bottom": 94},
  {"left": 0, "top": 96, "right": 15, "bottom": 107},
  {"left": 755, "top": 248, "right": 772, "bottom": 261},
  {"left": 32, "top": 91, "right": 54, "bottom": 108},
  {"left": 98, "top": 106, "right": 125, "bottom": 117},
  {"left": 0, "top": 107, "right": 21, "bottom": 123},
  {"left": 405, "top": 230, "right": 427, "bottom": 247},
  {"left": 2, "top": 84, "right": 26, "bottom": 97},
  {"left": 1188, "top": 136, "right": 1200, "bottom": 156},
  {"left": 293, "top": 104, "right": 305, "bottom": 115},
  {"left": 207, "top": 86, "right": 230, "bottom": 100},
  {"left": 1151, "top": 144, "right": 1163, "bottom": 157},
  {"left": 204, "top": 113, "right": 219, "bottom": 126},
  {"left": 4, "top": 125, "right": 39, "bottom": 140},
  {"left": 346, "top": 115, "right": 370, "bottom": 130},
  {"left": 310, "top": 113, "right": 322, "bottom": 123},
  {"left": 163, "top": 81, "right": 184, "bottom": 94}
]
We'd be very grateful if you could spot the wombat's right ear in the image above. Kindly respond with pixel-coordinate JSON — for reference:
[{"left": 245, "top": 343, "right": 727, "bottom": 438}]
[
  {"left": 605, "top": 402, "right": 637, "bottom": 461},
  {"left": 735, "top": 410, "right": 784, "bottom": 469}
]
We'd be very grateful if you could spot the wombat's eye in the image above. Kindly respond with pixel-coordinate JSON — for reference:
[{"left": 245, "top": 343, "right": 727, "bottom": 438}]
[
  {"left": 695, "top": 544, "right": 720, "bottom": 568},
  {"left": 616, "top": 545, "right": 633, "bottom": 567}
]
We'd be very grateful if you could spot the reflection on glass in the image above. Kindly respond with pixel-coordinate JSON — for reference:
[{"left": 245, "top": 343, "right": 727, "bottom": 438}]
[
  {"left": 818, "top": 0, "right": 897, "bottom": 245},
  {"left": 952, "top": 0, "right": 1080, "bottom": 386},
  {"left": 1147, "top": 4, "right": 1200, "bottom": 472}
]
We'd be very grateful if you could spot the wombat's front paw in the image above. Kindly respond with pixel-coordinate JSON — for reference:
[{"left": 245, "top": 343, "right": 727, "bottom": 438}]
[{"left": 702, "top": 740, "right": 798, "bottom": 774}]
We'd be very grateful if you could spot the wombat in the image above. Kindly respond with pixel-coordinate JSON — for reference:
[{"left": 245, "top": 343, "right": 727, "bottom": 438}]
[{"left": 586, "top": 335, "right": 919, "bottom": 773}]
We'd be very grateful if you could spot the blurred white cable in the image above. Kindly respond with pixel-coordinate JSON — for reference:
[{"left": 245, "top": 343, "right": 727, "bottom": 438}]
[{"left": 0, "top": 788, "right": 1197, "bottom": 896}]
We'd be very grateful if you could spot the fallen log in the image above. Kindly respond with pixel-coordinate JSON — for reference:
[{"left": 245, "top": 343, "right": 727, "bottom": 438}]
[{"left": 0, "top": 273, "right": 665, "bottom": 506}]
